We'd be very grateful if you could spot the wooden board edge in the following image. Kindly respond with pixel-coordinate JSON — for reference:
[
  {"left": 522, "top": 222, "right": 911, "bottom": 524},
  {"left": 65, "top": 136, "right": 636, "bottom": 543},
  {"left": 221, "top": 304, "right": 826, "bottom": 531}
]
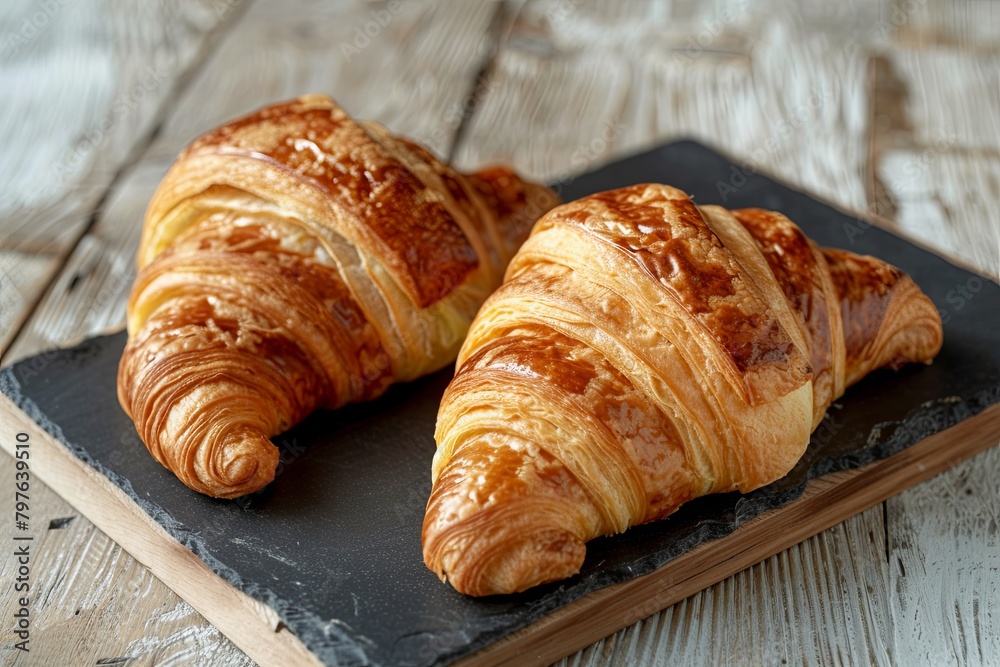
[
  {"left": 3, "top": 387, "right": 999, "bottom": 667},
  {"left": 458, "top": 401, "right": 1000, "bottom": 667},
  {"left": 0, "top": 393, "right": 323, "bottom": 667}
]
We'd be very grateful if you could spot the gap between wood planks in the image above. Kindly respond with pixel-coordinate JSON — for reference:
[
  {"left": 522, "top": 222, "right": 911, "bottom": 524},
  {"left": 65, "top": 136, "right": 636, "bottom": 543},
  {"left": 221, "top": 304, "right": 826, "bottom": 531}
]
[
  {"left": 869, "top": 37, "right": 899, "bottom": 575},
  {"left": 446, "top": 0, "right": 517, "bottom": 164},
  {"left": 0, "top": 3, "right": 519, "bottom": 664},
  {"left": 0, "top": 0, "right": 515, "bottom": 369},
  {"left": 0, "top": 0, "right": 256, "bottom": 367}
]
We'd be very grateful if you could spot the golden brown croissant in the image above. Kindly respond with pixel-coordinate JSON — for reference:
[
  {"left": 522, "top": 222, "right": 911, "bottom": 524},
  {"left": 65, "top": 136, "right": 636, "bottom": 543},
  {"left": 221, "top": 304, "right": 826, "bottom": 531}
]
[
  {"left": 423, "top": 184, "right": 943, "bottom": 596},
  {"left": 117, "top": 94, "right": 557, "bottom": 498}
]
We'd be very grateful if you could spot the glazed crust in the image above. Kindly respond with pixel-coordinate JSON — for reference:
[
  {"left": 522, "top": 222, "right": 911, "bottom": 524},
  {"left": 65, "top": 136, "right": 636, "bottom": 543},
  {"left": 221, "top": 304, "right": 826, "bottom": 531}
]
[
  {"left": 117, "top": 94, "right": 557, "bottom": 498},
  {"left": 423, "top": 184, "right": 943, "bottom": 596}
]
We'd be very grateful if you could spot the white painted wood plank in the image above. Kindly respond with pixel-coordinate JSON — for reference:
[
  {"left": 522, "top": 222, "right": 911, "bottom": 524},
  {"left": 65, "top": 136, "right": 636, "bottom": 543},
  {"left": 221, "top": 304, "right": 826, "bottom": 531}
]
[
  {"left": 4, "top": 0, "right": 502, "bottom": 364},
  {"left": 2, "top": 181, "right": 144, "bottom": 363},
  {"left": 879, "top": 149, "right": 1000, "bottom": 280},
  {"left": 459, "top": 3, "right": 899, "bottom": 666},
  {"left": 0, "top": 0, "right": 238, "bottom": 360},
  {"left": 877, "top": 58, "right": 1000, "bottom": 660},
  {"left": 887, "top": 445, "right": 1000, "bottom": 666},
  {"left": 896, "top": 0, "right": 1000, "bottom": 50},
  {"left": 521, "top": 0, "right": 893, "bottom": 54},
  {"left": 145, "top": 0, "right": 501, "bottom": 164},
  {"left": 0, "top": 251, "right": 57, "bottom": 353},
  {"left": 0, "top": 452, "right": 254, "bottom": 666},
  {"left": 885, "top": 48, "right": 1000, "bottom": 152},
  {"left": 0, "top": 1, "right": 501, "bottom": 664},
  {"left": 454, "top": 5, "right": 871, "bottom": 210},
  {"left": 0, "top": 0, "right": 234, "bottom": 247},
  {"left": 556, "top": 507, "right": 893, "bottom": 666}
]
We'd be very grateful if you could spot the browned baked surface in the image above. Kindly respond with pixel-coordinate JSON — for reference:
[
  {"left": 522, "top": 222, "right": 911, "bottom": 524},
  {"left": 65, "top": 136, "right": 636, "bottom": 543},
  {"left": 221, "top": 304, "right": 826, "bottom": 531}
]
[
  {"left": 424, "top": 184, "right": 943, "bottom": 596},
  {"left": 118, "top": 94, "right": 557, "bottom": 498}
]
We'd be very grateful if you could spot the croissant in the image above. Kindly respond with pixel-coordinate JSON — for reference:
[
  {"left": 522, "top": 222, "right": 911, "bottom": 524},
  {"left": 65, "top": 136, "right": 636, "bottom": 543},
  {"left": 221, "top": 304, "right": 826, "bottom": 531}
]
[
  {"left": 423, "top": 184, "right": 943, "bottom": 596},
  {"left": 117, "top": 94, "right": 557, "bottom": 498}
]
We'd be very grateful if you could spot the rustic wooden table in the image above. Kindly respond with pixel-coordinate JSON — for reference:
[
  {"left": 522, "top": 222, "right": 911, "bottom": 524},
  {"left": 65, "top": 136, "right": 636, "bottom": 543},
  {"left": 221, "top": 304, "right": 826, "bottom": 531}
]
[{"left": 1, "top": 1, "right": 998, "bottom": 665}]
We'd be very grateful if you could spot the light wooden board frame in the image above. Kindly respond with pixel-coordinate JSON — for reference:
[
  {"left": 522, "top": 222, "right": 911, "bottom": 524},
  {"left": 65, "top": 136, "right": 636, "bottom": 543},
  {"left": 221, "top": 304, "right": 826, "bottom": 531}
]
[
  {"left": 2, "top": 391, "right": 998, "bottom": 667},
  {"left": 0, "top": 393, "right": 321, "bottom": 667}
]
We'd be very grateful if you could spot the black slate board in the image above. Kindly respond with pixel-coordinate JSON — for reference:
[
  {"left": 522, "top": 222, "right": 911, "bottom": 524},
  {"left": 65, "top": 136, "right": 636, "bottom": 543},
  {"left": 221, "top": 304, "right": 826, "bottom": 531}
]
[{"left": 3, "top": 140, "right": 1000, "bottom": 667}]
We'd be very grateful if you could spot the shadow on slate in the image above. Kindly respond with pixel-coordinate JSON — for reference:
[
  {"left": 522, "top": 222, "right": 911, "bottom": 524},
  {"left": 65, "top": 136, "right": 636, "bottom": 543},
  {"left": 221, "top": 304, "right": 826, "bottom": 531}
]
[{"left": 3, "top": 140, "right": 1000, "bottom": 667}]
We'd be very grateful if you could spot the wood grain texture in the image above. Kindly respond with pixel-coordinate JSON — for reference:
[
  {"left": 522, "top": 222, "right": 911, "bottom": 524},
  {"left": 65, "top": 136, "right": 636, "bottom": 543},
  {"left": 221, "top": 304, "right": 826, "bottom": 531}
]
[
  {"left": 872, "top": 32, "right": 1000, "bottom": 664},
  {"left": 486, "top": 507, "right": 894, "bottom": 666},
  {"left": 0, "top": 394, "right": 302, "bottom": 667},
  {"left": 887, "top": 445, "right": 1000, "bottom": 666},
  {"left": 454, "top": 0, "right": 872, "bottom": 209},
  {"left": 895, "top": 0, "right": 1000, "bottom": 50},
  {"left": 2, "top": 0, "right": 502, "bottom": 365},
  {"left": 551, "top": 509, "right": 897, "bottom": 667},
  {"left": 886, "top": 48, "right": 1000, "bottom": 152},
  {"left": 0, "top": 0, "right": 997, "bottom": 665},
  {"left": 459, "top": 404, "right": 1000, "bottom": 666},
  {"left": 454, "top": 1, "right": 894, "bottom": 664},
  {"left": 0, "top": 491, "right": 254, "bottom": 666},
  {"left": 0, "top": 0, "right": 237, "bottom": 361},
  {"left": 870, "top": 43, "right": 1000, "bottom": 281},
  {"left": 0, "top": 1, "right": 503, "bottom": 664},
  {"left": 0, "top": 252, "right": 57, "bottom": 353},
  {"left": 878, "top": 150, "right": 1000, "bottom": 280}
]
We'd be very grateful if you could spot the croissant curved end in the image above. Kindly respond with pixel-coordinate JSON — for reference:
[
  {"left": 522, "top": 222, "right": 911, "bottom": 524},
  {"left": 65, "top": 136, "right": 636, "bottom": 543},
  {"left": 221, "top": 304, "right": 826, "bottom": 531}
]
[
  {"left": 119, "top": 94, "right": 556, "bottom": 498},
  {"left": 207, "top": 427, "right": 280, "bottom": 499}
]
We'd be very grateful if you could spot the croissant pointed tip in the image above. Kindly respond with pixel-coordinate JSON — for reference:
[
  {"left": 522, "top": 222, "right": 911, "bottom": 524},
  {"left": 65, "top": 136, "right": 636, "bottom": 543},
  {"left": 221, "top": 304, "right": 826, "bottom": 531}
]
[{"left": 426, "top": 519, "right": 586, "bottom": 596}]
